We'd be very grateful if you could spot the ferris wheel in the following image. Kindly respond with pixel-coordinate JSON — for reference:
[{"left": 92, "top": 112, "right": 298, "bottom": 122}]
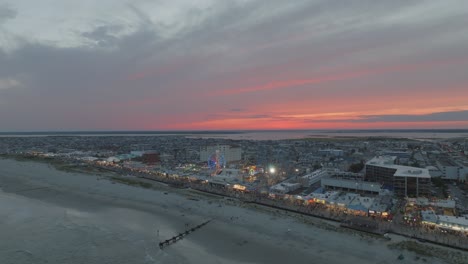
[{"left": 208, "top": 150, "right": 225, "bottom": 176}]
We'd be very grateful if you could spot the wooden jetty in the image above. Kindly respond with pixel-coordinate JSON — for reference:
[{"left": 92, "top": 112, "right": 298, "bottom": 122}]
[{"left": 159, "top": 219, "right": 212, "bottom": 249}]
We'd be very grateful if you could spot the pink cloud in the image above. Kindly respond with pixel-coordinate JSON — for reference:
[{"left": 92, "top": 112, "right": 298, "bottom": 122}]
[{"left": 211, "top": 57, "right": 468, "bottom": 96}]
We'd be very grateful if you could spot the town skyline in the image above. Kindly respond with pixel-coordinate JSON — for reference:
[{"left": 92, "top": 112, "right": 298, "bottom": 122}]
[{"left": 1, "top": 1, "right": 468, "bottom": 131}]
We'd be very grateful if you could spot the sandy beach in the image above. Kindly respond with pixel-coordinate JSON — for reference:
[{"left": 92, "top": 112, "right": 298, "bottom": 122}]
[{"left": 0, "top": 158, "right": 466, "bottom": 264}]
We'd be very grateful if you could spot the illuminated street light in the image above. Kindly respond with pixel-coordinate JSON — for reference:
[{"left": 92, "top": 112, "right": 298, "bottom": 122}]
[{"left": 269, "top": 167, "right": 276, "bottom": 174}]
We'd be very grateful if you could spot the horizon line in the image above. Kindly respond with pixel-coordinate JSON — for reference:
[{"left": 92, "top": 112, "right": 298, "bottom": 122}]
[{"left": 2, "top": 128, "right": 468, "bottom": 134}]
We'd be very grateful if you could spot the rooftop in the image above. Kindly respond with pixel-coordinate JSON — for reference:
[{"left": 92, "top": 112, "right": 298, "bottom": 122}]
[
  {"left": 438, "top": 159, "right": 459, "bottom": 167},
  {"left": 321, "top": 177, "right": 382, "bottom": 192},
  {"left": 393, "top": 166, "right": 431, "bottom": 178},
  {"left": 367, "top": 156, "right": 431, "bottom": 178},
  {"left": 438, "top": 215, "right": 468, "bottom": 227},
  {"left": 366, "top": 156, "right": 397, "bottom": 166},
  {"left": 421, "top": 210, "right": 438, "bottom": 223}
]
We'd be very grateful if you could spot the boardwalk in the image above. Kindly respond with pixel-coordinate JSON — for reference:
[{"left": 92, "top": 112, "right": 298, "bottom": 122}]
[{"left": 90, "top": 164, "right": 468, "bottom": 251}]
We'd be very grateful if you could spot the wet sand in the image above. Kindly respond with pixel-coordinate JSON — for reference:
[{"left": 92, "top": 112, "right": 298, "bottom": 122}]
[{"left": 0, "top": 159, "right": 465, "bottom": 264}]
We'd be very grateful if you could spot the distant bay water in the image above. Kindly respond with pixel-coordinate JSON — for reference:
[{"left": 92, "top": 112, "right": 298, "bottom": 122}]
[
  {"left": 188, "top": 129, "right": 468, "bottom": 140},
  {"left": 1, "top": 129, "right": 468, "bottom": 140}
]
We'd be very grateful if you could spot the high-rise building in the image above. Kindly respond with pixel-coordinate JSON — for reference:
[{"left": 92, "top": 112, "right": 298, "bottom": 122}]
[
  {"left": 365, "top": 156, "right": 398, "bottom": 187},
  {"left": 365, "top": 156, "right": 430, "bottom": 197}
]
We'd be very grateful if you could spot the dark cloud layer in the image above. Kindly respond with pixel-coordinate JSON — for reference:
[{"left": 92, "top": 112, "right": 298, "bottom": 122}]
[{"left": 1, "top": 1, "right": 468, "bottom": 130}]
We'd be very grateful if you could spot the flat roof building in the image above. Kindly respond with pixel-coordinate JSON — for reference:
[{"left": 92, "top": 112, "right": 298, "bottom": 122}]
[
  {"left": 365, "top": 156, "right": 431, "bottom": 197},
  {"left": 436, "top": 158, "right": 465, "bottom": 181},
  {"left": 200, "top": 145, "right": 242, "bottom": 164},
  {"left": 393, "top": 167, "right": 430, "bottom": 197},
  {"left": 382, "top": 150, "right": 411, "bottom": 159},
  {"left": 299, "top": 169, "right": 330, "bottom": 187},
  {"left": 270, "top": 182, "right": 301, "bottom": 195},
  {"left": 421, "top": 210, "right": 438, "bottom": 224},
  {"left": 437, "top": 215, "right": 468, "bottom": 232},
  {"left": 321, "top": 171, "right": 382, "bottom": 195},
  {"left": 318, "top": 149, "right": 344, "bottom": 156}
]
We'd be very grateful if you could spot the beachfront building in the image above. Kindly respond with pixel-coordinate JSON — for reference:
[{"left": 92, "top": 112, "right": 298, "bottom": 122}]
[
  {"left": 421, "top": 210, "right": 438, "bottom": 225},
  {"left": 200, "top": 145, "right": 242, "bottom": 164},
  {"left": 438, "top": 215, "right": 468, "bottom": 232},
  {"left": 311, "top": 192, "right": 392, "bottom": 217},
  {"left": 269, "top": 182, "right": 301, "bottom": 195},
  {"left": 408, "top": 197, "right": 457, "bottom": 215},
  {"left": 393, "top": 167, "right": 431, "bottom": 197},
  {"left": 365, "top": 156, "right": 431, "bottom": 197},
  {"left": 365, "top": 156, "right": 399, "bottom": 188},
  {"left": 307, "top": 191, "right": 340, "bottom": 204},
  {"left": 321, "top": 171, "right": 382, "bottom": 195},
  {"left": 421, "top": 211, "right": 468, "bottom": 232}
]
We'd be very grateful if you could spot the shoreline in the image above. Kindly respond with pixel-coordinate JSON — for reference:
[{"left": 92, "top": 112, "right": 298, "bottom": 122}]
[
  {"left": 3, "top": 154, "right": 468, "bottom": 252},
  {"left": 4, "top": 154, "right": 468, "bottom": 247},
  {"left": 1, "top": 158, "right": 467, "bottom": 264}
]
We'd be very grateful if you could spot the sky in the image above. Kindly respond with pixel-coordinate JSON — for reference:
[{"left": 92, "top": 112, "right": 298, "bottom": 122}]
[{"left": 1, "top": 0, "right": 468, "bottom": 131}]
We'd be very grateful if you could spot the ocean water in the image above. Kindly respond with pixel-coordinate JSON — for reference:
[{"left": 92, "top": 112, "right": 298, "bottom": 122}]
[{"left": 1, "top": 129, "right": 468, "bottom": 140}]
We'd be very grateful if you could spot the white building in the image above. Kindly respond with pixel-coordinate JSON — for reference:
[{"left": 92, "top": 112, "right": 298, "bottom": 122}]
[
  {"left": 318, "top": 149, "right": 344, "bottom": 156},
  {"left": 298, "top": 169, "right": 331, "bottom": 187},
  {"left": 437, "top": 215, "right": 468, "bottom": 232},
  {"left": 436, "top": 159, "right": 465, "bottom": 181},
  {"left": 421, "top": 211, "right": 468, "bottom": 231},
  {"left": 426, "top": 166, "right": 442, "bottom": 177},
  {"left": 421, "top": 210, "right": 438, "bottom": 224},
  {"left": 200, "top": 145, "right": 242, "bottom": 164},
  {"left": 269, "top": 182, "right": 301, "bottom": 195}
]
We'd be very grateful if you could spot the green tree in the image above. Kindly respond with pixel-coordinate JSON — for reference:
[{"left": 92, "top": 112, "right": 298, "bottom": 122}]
[{"left": 348, "top": 160, "right": 365, "bottom": 173}]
